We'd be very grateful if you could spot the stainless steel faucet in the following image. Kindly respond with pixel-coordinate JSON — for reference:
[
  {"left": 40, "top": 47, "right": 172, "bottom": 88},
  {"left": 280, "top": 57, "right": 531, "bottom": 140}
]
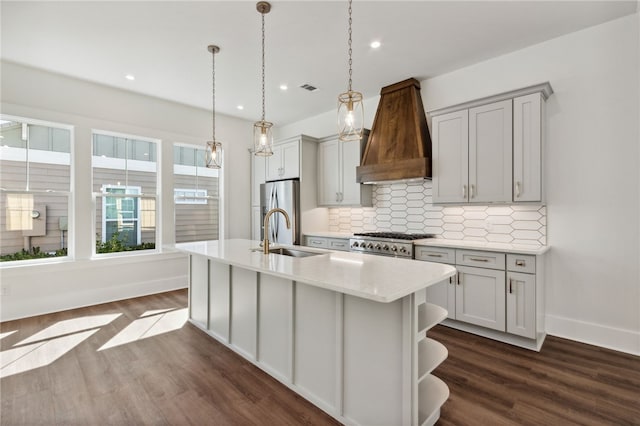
[{"left": 263, "top": 208, "right": 291, "bottom": 254}]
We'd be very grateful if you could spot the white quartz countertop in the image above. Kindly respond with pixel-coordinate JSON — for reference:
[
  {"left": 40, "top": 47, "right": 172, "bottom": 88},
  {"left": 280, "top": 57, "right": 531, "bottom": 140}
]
[
  {"left": 413, "top": 238, "right": 550, "bottom": 255},
  {"left": 174, "top": 239, "right": 456, "bottom": 303}
]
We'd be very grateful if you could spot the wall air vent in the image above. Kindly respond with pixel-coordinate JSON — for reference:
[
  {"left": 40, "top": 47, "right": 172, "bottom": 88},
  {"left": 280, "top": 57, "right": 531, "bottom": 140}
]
[{"left": 299, "top": 83, "right": 319, "bottom": 92}]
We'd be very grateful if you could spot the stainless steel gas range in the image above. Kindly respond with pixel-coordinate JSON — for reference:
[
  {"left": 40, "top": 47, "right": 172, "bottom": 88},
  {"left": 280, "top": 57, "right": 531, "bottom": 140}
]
[{"left": 349, "top": 232, "right": 435, "bottom": 258}]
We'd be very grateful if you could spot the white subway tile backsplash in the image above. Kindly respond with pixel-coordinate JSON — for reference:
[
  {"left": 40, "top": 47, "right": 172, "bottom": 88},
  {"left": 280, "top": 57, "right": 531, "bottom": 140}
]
[
  {"left": 463, "top": 210, "right": 488, "bottom": 220},
  {"left": 327, "top": 181, "right": 547, "bottom": 245}
]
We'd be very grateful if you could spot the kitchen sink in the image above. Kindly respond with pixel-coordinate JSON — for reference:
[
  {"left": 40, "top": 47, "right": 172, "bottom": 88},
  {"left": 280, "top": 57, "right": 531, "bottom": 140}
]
[{"left": 268, "top": 247, "right": 323, "bottom": 258}]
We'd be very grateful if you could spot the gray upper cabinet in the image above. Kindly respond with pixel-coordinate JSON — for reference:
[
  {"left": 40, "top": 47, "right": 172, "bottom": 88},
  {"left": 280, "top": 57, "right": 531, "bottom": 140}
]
[
  {"left": 513, "top": 93, "right": 544, "bottom": 202},
  {"left": 317, "top": 132, "right": 372, "bottom": 207},
  {"left": 430, "top": 82, "right": 552, "bottom": 205}
]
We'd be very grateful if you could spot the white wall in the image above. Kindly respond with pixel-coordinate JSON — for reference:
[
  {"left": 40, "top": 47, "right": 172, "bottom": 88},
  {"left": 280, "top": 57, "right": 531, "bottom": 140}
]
[
  {"left": 277, "top": 14, "right": 640, "bottom": 355},
  {"left": 0, "top": 61, "right": 254, "bottom": 321}
]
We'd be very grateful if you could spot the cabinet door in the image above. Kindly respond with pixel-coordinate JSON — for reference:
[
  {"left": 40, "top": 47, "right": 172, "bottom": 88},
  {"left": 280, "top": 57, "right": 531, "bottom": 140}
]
[
  {"left": 513, "top": 93, "right": 542, "bottom": 202},
  {"left": 317, "top": 139, "right": 341, "bottom": 205},
  {"left": 340, "top": 139, "right": 362, "bottom": 205},
  {"left": 280, "top": 140, "right": 300, "bottom": 180},
  {"left": 455, "top": 266, "right": 505, "bottom": 331},
  {"left": 265, "top": 145, "right": 284, "bottom": 181},
  {"left": 506, "top": 272, "right": 536, "bottom": 339},
  {"left": 251, "top": 155, "right": 266, "bottom": 206},
  {"left": 425, "top": 275, "right": 456, "bottom": 320},
  {"left": 469, "top": 100, "right": 512, "bottom": 203},
  {"left": 432, "top": 110, "right": 469, "bottom": 203}
]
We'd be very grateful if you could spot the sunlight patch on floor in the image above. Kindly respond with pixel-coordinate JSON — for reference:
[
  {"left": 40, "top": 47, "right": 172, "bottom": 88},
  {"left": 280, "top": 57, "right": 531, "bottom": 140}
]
[
  {"left": 98, "top": 308, "right": 188, "bottom": 351},
  {"left": 1, "top": 329, "right": 99, "bottom": 378},
  {"left": 141, "top": 308, "right": 175, "bottom": 318},
  {"left": 16, "top": 314, "right": 121, "bottom": 345},
  {"left": 0, "top": 330, "right": 17, "bottom": 340}
]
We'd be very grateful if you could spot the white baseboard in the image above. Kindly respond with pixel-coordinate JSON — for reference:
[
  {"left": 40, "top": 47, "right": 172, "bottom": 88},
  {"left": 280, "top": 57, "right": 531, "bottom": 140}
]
[{"left": 545, "top": 314, "right": 640, "bottom": 356}]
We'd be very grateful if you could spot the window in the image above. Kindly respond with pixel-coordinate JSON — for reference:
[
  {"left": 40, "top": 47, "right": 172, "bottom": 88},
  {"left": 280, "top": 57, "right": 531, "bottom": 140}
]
[
  {"left": 173, "top": 144, "right": 219, "bottom": 243},
  {"left": 0, "top": 117, "right": 72, "bottom": 263},
  {"left": 101, "top": 185, "right": 142, "bottom": 245},
  {"left": 93, "top": 131, "right": 157, "bottom": 255}
]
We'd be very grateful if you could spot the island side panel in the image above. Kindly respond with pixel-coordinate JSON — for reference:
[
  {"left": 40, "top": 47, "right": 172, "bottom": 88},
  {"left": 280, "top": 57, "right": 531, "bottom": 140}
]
[
  {"left": 294, "top": 283, "right": 341, "bottom": 415},
  {"left": 230, "top": 267, "right": 258, "bottom": 360},
  {"left": 189, "top": 255, "right": 209, "bottom": 329},
  {"left": 258, "top": 274, "right": 294, "bottom": 382},
  {"left": 209, "top": 261, "right": 230, "bottom": 341},
  {"left": 342, "top": 294, "right": 408, "bottom": 426}
]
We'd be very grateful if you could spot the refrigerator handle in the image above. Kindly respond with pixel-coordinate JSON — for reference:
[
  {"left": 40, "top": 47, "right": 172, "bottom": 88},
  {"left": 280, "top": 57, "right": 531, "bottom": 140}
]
[{"left": 272, "top": 186, "right": 279, "bottom": 241}]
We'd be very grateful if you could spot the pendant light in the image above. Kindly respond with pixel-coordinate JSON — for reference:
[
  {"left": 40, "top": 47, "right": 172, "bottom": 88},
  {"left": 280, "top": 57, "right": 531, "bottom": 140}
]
[
  {"left": 205, "top": 45, "right": 222, "bottom": 169},
  {"left": 337, "top": 0, "right": 364, "bottom": 142},
  {"left": 253, "top": 1, "right": 274, "bottom": 156}
]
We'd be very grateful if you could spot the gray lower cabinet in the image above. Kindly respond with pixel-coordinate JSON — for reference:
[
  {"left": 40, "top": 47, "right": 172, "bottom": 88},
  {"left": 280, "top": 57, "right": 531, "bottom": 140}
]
[
  {"left": 419, "top": 248, "right": 542, "bottom": 346},
  {"left": 304, "top": 236, "right": 350, "bottom": 252}
]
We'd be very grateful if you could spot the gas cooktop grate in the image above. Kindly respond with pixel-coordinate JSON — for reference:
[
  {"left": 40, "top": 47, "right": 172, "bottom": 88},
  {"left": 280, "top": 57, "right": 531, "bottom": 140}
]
[{"left": 352, "top": 232, "right": 435, "bottom": 240}]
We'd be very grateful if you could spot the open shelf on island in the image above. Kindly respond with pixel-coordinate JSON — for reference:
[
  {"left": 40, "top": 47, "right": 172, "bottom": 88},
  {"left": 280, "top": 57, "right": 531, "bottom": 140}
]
[
  {"left": 417, "top": 338, "right": 448, "bottom": 382},
  {"left": 418, "top": 374, "right": 449, "bottom": 426},
  {"left": 418, "top": 303, "right": 448, "bottom": 335}
]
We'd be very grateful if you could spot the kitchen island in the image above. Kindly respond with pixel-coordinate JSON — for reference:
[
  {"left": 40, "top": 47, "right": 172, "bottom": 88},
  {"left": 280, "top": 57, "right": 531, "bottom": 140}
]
[{"left": 174, "top": 239, "right": 457, "bottom": 426}]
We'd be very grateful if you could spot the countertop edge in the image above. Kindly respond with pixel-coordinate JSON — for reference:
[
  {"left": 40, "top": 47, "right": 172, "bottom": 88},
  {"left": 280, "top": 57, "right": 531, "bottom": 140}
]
[{"left": 174, "top": 240, "right": 457, "bottom": 303}]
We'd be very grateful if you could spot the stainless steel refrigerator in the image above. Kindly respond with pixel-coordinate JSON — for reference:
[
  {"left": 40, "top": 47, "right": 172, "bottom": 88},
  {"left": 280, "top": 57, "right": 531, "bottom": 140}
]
[{"left": 260, "top": 179, "right": 300, "bottom": 245}]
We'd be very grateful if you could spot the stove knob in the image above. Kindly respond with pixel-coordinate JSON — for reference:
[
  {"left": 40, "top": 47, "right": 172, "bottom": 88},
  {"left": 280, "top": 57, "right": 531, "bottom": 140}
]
[
  {"left": 367, "top": 243, "right": 374, "bottom": 249},
  {"left": 391, "top": 245, "right": 397, "bottom": 252},
  {"left": 351, "top": 241, "right": 359, "bottom": 248},
  {"left": 374, "top": 244, "right": 381, "bottom": 250},
  {"left": 382, "top": 245, "right": 389, "bottom": 251},
  {"left": 399, "top": 247, "right": 407, "bottom": 254}
]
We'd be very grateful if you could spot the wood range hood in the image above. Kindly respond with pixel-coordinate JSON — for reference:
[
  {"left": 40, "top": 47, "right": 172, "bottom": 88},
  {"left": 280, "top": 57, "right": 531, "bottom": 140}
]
[{"left": 356, "top": 78, "right": 432, "bottom": 183}]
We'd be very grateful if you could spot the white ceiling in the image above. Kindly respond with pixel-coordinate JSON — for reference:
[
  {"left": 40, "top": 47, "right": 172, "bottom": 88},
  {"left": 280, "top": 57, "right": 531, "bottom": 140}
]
[{"left": 1, "top": 1, "right": 637, "bottom": 126}]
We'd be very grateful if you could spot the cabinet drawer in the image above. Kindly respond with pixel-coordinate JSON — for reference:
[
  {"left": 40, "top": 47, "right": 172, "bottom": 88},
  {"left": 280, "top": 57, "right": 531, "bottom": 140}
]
[
  {"left": 456, "top": 250, "right": 505, "bottom": 270},
  {"left": 507, "top": 254, "right": 535, "bottom": 273},
  {"left": 305, "top": 237, "right": 328, "bottom": 248},
  {"left": 327, "top": 238, "right": 349, "bottom": 252},
  {"left": 414, "top": 247, "right": 456, "bottom": 264}
]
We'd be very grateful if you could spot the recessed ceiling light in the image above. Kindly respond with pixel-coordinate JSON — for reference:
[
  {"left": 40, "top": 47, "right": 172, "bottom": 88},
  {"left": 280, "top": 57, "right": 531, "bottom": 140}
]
[
  {"left": 237, "top": 105, "right": 244, "bottom": 110},
  {"left": 370, "top": 41, "right": 381, "bottom": 49},
  {"left": 125, "top": 74, "right": 135, "bottom": 81},
  {"left": 280, "top": 84, "right": 288, "bottom": 91}
]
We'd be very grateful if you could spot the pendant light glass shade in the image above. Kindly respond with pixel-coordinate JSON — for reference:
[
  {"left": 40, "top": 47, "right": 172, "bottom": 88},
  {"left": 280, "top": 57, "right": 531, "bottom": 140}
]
[
  {"left": 253, "top": 1, "right": 274, "bottom": 156},
  {"left": 205, "top": 140, "right": 222, "bottom": 168},
  {"left": 338, "top": 90, "right": 364, "bottom": 142},
  {"left": 206, "top": 44, "right": 222, "bottom": 169},
  {"left": 337, "top": 0, "right": 364, "bottom": 142},
  {"left": 253, "top": 120, "right": 273, "bottom": 156}
]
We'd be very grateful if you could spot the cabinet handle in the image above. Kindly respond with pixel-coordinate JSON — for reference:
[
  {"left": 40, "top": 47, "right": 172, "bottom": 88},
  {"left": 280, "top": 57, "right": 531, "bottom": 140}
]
[
  {"left": 469, "top": 257, "right": 489, "bottom": 262},
  {"left": 470, "top": 184, "right": 475, "bottom": 199},
  {"left": 462, "top": 185, "right": 467, "bottom": 199},
  {"left": 339, "top": 192, "right": 344, "bottom": 202},
  {"left": 427, "top": 253, "right": 443, "bottom": 258},
  {"left": 457, "top": 272, "right": 462, "bottom": 284},
  {"left": 515, "top": 259, "right": 526, "bottom": 267},
  {"left": 336, "top": 192, "right": 340, "bottom": 202},
  {"left": 515, "top": 181, "right": 521, "bottom": 198},
  {"left": 509, "top": 278, "right": 513, "bottom": 294},
  {"left": 449, "top": 276, "right": 452, "bottom": 284}
]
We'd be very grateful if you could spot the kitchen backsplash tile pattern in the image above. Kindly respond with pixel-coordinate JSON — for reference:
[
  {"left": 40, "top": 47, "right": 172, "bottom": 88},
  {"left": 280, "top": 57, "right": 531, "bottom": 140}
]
[{"left": 328, "top": 181, "right": 546, "bottom": 245}]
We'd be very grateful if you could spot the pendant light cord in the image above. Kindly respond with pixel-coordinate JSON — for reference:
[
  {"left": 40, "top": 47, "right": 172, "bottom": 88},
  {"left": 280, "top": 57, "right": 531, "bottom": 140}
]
[
  {"left": 212, "top": 48, "right": 216, "bottom": 141},
  {"left": 261, "top": 11, "right": 266, "bottom": 122},
  {"left": 347, "top": 0, "right": 353, "bottom": 93}
]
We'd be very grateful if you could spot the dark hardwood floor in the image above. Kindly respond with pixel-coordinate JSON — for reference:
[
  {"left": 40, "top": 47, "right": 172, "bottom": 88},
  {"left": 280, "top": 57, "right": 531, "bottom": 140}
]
[{"left": 1, "top": 289, "right": 638, "bottom": 425}]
